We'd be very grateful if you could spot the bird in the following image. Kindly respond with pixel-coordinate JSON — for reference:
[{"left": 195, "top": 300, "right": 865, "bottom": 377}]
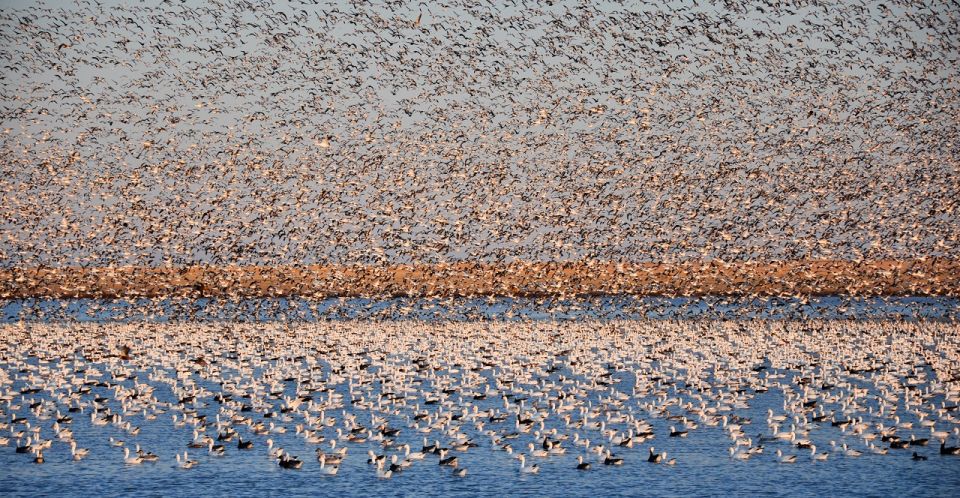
[
  {"left": 603, "top": 450, "right": 624, "bottom": 466},
  {"left": 375, "top": 460, "right": 392, "bottom": 479},
  {"left": 0, "top": 0, "right": 953, "bottom": 309},
  {"left": 278, "top": 451, "right": 304, "bottom": 470},
  {"left": 776, "top": 449, "right": 797, "bottom": 464},
  {"left": 0, "top": 294, "right": 959, "bottom": 490},
  {"left": 518, "top": 454, "right": 539, "bottom": 474},
  {"left": 940, "top": 442, "right": 960, "bottom": 456},
  {"left": 70, "top": 441, "right": 89, "bottom": 461},
  {"left": 123, "top": 447, "right": 143, "bottom": 465},
  {"left": 176, "top": 451, "right": 198, "bottom": 469},
  {"left": 810, "top": 445, "right": 828, "bottom": 461},
  {"left": 318, "top": 455, "right": 339, "bottom": 476}
]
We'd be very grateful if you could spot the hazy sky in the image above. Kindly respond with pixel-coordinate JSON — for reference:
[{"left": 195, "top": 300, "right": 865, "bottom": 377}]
[{"left": 1, "top": 0, "right": 958, "bottom": 267}]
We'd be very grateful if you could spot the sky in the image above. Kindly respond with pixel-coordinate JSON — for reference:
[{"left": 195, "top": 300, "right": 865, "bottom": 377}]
[{"left": 0, "top": 0, "right": 958, "bottom": 267}]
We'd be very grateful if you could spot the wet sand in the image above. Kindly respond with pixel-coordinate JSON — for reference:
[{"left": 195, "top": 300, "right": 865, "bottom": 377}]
[{"left": 1, "top": 259, "right": 957, "bottom": 299}]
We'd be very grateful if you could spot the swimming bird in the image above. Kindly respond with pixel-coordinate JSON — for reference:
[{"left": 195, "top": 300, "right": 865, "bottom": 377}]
[
  {"left": 319, "top": 455, "right": 339, "bottom": 476},
  {"left": 517, "top": 454, "right": 539, "bottom": 474},
  {"left": 176, "top": 451, "right": 198, "bottom": 469},
  {"left": 775, "top": 449, "right": 797, "bottom": 463},
  {"left": 810, "top": 445, "right": 828, "bottom": 461},
  {"left": 603, "top": 450, "right": 624, "bottom": 465},
  {"left": 70, "top": 441, "right": 89, "bottom": 461},
  {"left": 123, "top": 447, "right": 143, "bottom": 465}
]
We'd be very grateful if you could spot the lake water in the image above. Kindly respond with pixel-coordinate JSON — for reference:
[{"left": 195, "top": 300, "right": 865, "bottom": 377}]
[
  {"left": 3, "top": 295, "right": 959, "bottom": 322},
  {"left": 1, "top": 301, "right": 958, "bottom": 497}
]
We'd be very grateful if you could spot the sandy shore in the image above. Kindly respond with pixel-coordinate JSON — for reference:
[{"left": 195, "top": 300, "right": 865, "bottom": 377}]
[{"left": 0, "top": 259, "right": 957, "bottom": 299}]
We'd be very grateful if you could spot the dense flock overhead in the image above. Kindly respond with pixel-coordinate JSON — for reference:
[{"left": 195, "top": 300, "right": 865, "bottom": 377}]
[
  {"left": 1, "top": 0, "right": 958, "bottom": 268},
  {"left": 1, "top": 321, "right": 959, "bottom": 480}
]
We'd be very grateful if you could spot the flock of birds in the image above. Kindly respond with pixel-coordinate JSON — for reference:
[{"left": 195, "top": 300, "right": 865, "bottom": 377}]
[
  {"left": 6, "top": 294, "right": 960, "bottom": 324},
  {"left": 1, "top": 320, "right": 958, "bottom": 481},
  {"left": 1, "top": 2, "right": 958, "bottom": 494},
  {"left": 2, "top": 0, "right": 958, "bottom": 268}
]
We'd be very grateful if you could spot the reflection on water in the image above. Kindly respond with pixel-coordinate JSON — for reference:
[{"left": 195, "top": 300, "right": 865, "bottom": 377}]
[{"left": 2, "top": 296, "right": 959, "bottom": 323}]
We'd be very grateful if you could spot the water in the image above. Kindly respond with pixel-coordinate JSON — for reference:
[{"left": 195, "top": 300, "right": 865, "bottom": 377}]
[
  {"left": 3, "top": 295, "right": 959, "bottom": 323},
  {"left": 1, "top": 308, "right": 959, "bottom": 497}
]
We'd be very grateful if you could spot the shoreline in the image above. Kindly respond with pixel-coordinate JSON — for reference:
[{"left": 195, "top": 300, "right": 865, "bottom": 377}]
[{"left": 1, "top": 259, "right": 957, "bottom": 299}]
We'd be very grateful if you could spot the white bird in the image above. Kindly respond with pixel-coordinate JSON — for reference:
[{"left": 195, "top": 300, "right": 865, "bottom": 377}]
[
  {"left": 123, "top": 447, "right": 143, "bottom": 465},
  {"left": 518, "top": 454, "right": 539, "bottom": 474}
]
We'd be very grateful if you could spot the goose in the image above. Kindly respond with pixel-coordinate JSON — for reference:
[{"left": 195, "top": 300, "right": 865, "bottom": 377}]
[
  {"left": 176, "top": 451, "right": 197, "bottom": 469},
  {"left": 388, "top": 454, "right": 406, "bottom": 473},
  {"left": 302, "top": 430, "right": 325, "bottom": 444},
  {"left": 278, "top": 451, "right": 303, "bottom": 469},
  {"left": 768, "top": 409, "right": 787, "bottom": 423},
  {"left": 91, "top": 412, "right": 108, "bottom": 426},
  {"left": 453, "top": 467, "right": 467, "bottom": 477},
  {"left": 237, "top": 437, "right": 254, "bottom": 450},
  {"left": 931, "top": 426, "right": 950, "bottom": 441},
  {"left": 911, "top": 452, "right": 928, "bottom": 461},
  {"left": 186, "top": 430, "right": 206, "bottom": 449},
  {"left": 940, "top": 442, "right": 960, "bottom": 455},
  {"left": 375, "top": 460, "right": 392, "bottom": 479},
  {"left": 207, "top": 439, "right": 225, "bottom": 456},
  {"left": 869, "top": 442, "right": 890, "bottom": 455},
  {"left": 403, "top": 443, "right": 425, "bottom": 461},
  {"left": 439, "top": 452, "right": 459, "bottom": 467},
  {"left": 810, "top": 445, "right": 828, "bottom": 461},
  {"left": 729, "top": 447, "right": 750, "bottom": 460},
  {"left": 135, "top": 444, "right": 159, "bottom": 462},
  {"left": 603, "top": 449, "right": 624, "bottom": 465},
  {"left": 318, "top": 455, "right": 339, "bottom": 476},
  {"left": 842, "top": 443, "right": 862, "bottom": 457},
  {"left": 317, "top": 441, "right": 347, "bottom": 464},
  {"left": 70, "top": 440, "right": 89, "bottom": 460},
  {"left": 669, "top": 426, "right": 688, "bottom": 437},
  {"left": 792, "top": 432, "right": 813, "bottom": 449},
  {"left": 109, "top": 437, "right": 124, "bottom": 447},
  {"left": 518, "top": 454, "right": 539, "bottom": 474},
  {"left": 33, "top": 449, "right": 44, "bottom": 464},
  {"left": 15, "top": 438, "right": 31, "bottom": 454},
  {"left": 648, "top": 447, "right": 663, "bottom": 463},
  {"left": 894, "top": 416, "right": 912, "bottom": 429},
  {"left": 528, "top": 442, "right": 548, "bottom": 458},
  {"left": 775, "top": 449, "right": 796, "bottom": 463},
  {"left": 757, "top": 432, "right": 778, "bottom": 444},
  {"left": 123, "top": 447, "right": 143, "bottom": 465},
  {"left": 421, "top": 438, "right": 438, "bottom": 454},
  {"left": 266, "top": 439, "right": 282, "bottom": 458},
  {"left": 576, "top": 455, "right": 591, "bottom": 470},
  {"left": 367, "top": 450, "right": 386, "bottom": 465}
]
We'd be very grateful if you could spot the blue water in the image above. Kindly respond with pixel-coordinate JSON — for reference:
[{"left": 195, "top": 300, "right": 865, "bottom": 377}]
[
  {"left": 3, "top": 295, "right": 958, "bottom": 323},
  {"left": 1, "top": 300, "right": 959, "bottom": 497},
  {"left": 2, "top": 344, "right": 958, "bottom": 498}
]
